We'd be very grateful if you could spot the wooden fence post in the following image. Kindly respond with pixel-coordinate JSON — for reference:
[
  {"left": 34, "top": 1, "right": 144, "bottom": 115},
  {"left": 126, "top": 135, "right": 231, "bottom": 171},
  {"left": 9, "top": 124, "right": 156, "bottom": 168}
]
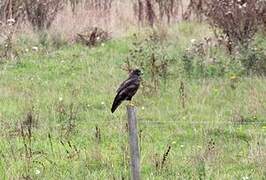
[{"left": 127, "top": 105, "right": 141, "bottom": 180}]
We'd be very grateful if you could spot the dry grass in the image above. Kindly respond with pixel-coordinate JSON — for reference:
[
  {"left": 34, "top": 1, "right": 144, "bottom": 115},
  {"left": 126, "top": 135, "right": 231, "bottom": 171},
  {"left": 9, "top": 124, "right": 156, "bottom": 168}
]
[{"left": 50, "top": 2, "right": 137, "bottom": 41}]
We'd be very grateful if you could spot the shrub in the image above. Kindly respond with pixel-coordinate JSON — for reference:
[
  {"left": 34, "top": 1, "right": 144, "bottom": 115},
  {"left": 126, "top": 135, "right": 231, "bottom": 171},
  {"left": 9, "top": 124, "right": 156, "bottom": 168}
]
[
  {"left": 124, "top": 32, "right": 173, "bottom": 93},
  {"left": 24, "top": 0, "right": 64, "bottom": 31},
  {"left": 0, "top": 20, "right": 19, "bottom": 62},
  {"left": 75, "top": 27, "right": 110, "bottom": 47},
  {"left": 0, "top": 0, "right": 25, "bottom": 24},
  {"left": 205, "top": 0, "right": 266, "bottom": 53},
  {"left": 237, "top": 33, "right": 266, "bottom": 75},
  {"left": 181, "top": 37, "right": 244, "bottom": 78}
]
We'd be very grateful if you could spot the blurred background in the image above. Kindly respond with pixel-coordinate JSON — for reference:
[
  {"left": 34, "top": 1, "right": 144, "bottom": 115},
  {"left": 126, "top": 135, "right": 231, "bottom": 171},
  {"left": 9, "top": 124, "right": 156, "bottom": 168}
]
[{"left": 0, "top": 0, "right": 266, "bottom": 179}]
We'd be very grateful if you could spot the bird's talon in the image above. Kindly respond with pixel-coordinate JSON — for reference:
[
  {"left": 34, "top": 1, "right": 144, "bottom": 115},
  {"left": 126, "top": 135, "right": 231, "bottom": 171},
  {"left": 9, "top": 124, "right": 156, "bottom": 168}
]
[{"left": 128, "top": 102, "right": 135, "bottom": 107}]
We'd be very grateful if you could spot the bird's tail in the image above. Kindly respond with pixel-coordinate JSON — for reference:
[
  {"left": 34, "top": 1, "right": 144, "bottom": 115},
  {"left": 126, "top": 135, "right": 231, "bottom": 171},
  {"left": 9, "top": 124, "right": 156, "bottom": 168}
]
[{"left": 111, "top": 94, "right": 122, "bottom": 113}]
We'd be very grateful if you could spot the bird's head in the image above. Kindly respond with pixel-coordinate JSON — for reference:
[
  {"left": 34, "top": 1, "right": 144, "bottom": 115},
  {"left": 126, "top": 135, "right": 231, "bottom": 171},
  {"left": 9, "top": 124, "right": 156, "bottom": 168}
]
[{"left": 130, "top": 69, "right": 142, "bottom": 76}]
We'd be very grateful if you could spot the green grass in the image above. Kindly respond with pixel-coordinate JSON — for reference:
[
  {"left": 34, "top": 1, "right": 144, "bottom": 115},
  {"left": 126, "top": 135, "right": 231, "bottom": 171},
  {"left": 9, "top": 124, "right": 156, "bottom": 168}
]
[{"left": 0, "top": 22, "right": 266, "bottom": 179}]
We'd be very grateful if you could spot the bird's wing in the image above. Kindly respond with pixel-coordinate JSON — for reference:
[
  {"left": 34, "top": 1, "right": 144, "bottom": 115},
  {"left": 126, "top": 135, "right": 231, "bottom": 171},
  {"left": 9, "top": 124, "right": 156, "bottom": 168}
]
[
  {"left": 116, "top": 77, "right": 136, "bottom": 93},
  {"left": 119, "top": 83, "right": 138, "bottom": 95},
  {"left": 118, "top": 80, "right": 140, "bottom": 98},
  {"left": 111, "top": 77, "right": 140, "bottom": 113}
]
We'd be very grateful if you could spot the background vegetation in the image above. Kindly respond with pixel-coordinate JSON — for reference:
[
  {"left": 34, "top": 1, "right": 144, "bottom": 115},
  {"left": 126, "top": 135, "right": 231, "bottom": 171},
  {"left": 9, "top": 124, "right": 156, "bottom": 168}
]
[{"left": 0, "top": 0, "right": 266, "bottom": 179}]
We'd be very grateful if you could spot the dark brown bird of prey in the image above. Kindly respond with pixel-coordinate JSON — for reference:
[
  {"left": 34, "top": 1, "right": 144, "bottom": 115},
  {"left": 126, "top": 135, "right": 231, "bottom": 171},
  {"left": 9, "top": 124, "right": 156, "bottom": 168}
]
[{"left": 111, "top": 69, "right": 142, "bottom": 113}]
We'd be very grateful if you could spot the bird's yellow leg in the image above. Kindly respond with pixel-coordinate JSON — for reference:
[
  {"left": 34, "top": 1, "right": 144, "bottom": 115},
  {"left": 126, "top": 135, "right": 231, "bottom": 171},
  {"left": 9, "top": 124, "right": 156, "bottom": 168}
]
[{"left": 128, "top": 101, "right": 135, "bottom": 107}]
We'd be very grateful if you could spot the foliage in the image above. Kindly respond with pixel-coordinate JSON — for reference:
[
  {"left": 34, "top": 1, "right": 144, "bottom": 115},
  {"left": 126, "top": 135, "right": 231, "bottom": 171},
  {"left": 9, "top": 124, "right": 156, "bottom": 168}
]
[
  {"left": 134, "top": 0, "right": 183, "bottom": 26},
  {"left": 24, "top": 0, "right": 65, "bottom": 31},
  {"left": 76, "top": 27, "right": 110, "bottom": 47},
  {"left": 0, "top": 0, "right": 65, "bottom": 31},
  {"left": 0, "top": 20, "right": 19, "bottom": 62},
  {"left": 205, "top": 0, "right": 266, "bottom": 53},
  {"left": 0, "top": 0, "right": 25, "bottom": 23},
  {"left": 0, "top": 39, "right": 266, "bottom": 179},
  {"left": 181, "top": 37, "right": 244, "bottom": 78},
  {"left": 183, "top": 0, "right": 206, "bottom": 21},
  {"left": 237, "top": 33, "right": 266, "bottom": 75},
  {"left": 124, "top": 31, "right": 174, "bottom": 93}
]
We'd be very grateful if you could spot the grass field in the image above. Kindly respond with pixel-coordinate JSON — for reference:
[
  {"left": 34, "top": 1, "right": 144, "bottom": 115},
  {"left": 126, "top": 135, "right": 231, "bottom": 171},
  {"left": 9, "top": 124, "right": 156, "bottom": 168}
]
[{"left": 0, "top": 22, "right": 266, "bottom": 179}]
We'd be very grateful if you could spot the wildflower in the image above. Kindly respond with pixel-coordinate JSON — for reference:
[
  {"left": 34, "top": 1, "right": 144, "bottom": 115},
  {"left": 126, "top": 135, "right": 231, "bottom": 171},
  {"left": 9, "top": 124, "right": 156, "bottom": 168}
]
[
  {"left": 225, "top": 11, "right": 232, "bottom": 16},
  {"left": 171, "top": 141, "right": 176, "bottom": 145},
  {"left": 242, "top": 176, "right": 249, "bottom": 180},
  {"left": 101, "top": 101, "right": 105, "bottom": 105},
  {"left": 32, "top": 46, "right": 38, "bottom": 51},
  {"left": 7, "top": 18, "right": 15, "bottom": 25},
  {"left": 190, "top": 39, "right": 196, "bottom": 44},
  {"left": 35, "top": 169, "right": 40, "bottom": 175},
  {"left": 59, "top": 97, "right": 63, "bottom": 101},
  {"left": 230, "top": 75, "right": 237, "bottom": 80},
  {"left": 213, "top": 88, "right": 218, "bottom": 93},
  {"left": 180, "top": 144, "right": 184, "bottom": 148},
  {"left": 141, "top": 106, "right": 145, "bottom": 110}
]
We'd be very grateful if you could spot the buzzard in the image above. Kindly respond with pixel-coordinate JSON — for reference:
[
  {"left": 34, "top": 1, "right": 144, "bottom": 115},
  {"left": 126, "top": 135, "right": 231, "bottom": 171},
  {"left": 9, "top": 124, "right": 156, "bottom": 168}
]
[{"left": 111, "top": 69, "right": 142, "bottom": 113}]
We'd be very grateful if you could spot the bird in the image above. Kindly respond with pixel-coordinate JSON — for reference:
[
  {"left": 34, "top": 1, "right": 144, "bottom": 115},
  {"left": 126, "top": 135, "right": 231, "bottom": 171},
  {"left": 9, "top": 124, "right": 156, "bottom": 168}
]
[{"left": 111, "top": 69, "right": 142, "bottom": 113}]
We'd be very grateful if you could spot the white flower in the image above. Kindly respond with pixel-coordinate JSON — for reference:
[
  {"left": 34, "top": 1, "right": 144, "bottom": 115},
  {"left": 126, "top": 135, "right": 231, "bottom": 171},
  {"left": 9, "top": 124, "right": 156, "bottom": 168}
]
[
  {"left": 242, "top": 176, "right": 249, "bottom": 180},
  {"left": 101, "top": 101, "right": 105, "bottom": 105},
  {"left": 141, "top": 106, "right": 145, "bottom": 110},
  {"left": 190, "top": 39, "right": 196, "bottom": 44},
  {"left": 32, "top": 46, "right": 38, "bottom": 51},
  {"left": 59, "top": 97, "right": 63, "bottom": 101},
  {"left": 180, "top": 144, "right": 184, "bottom": 148},
  {"left": 35, "top": 169, "right": 40, "bottom": 175},
  {"left": 101, "top": 43, "right": 105, "bottom": 47},
  {"left": 7, "top": 18, "right": 15, "bottom": 25}
]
